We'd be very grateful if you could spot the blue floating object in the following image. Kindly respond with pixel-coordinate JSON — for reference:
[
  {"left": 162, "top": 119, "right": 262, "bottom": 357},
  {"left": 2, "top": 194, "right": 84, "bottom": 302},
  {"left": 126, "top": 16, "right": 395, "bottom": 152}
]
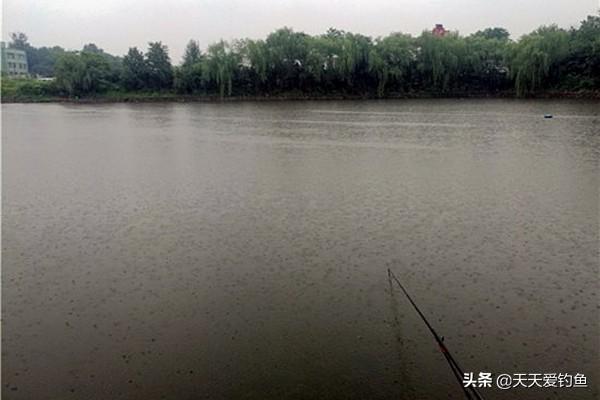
[{"left": 544, "top": 114, "right": 553, "bottom": 119}]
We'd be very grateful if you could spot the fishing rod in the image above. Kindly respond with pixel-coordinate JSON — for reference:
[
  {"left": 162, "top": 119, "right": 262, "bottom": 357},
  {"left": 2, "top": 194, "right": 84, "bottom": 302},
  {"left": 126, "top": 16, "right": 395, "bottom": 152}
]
[{"left": 387, "top": 268, "right": 484, "bottom": 400}]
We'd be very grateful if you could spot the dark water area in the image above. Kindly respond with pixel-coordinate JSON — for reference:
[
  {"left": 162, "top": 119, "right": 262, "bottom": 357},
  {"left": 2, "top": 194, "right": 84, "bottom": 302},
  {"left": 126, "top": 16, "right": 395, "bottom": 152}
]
[{"left": 2, "top": 99, "right": 599, "bottom": 399}]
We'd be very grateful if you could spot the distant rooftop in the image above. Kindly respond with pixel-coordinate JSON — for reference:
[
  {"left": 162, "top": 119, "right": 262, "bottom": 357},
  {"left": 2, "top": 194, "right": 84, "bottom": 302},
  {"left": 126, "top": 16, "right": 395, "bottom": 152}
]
[{"left": 432, "top": 24, "right": 448, "bottom": 37}]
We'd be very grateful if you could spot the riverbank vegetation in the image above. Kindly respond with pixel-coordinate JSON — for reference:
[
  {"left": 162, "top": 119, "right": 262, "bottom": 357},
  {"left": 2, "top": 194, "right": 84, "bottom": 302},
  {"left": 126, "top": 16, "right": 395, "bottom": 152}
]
[{"left": 2, "top": 15, "right": 599, "bottom": 102}]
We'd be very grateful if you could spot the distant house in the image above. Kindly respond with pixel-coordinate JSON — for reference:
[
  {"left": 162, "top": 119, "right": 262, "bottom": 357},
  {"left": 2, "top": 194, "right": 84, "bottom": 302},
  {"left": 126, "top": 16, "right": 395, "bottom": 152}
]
[
  {"left": 1, "top": 42, "right": 29, "bottom": 77},
  {"left": 432, "top": 24, "right": 448, "bottom": 37}
]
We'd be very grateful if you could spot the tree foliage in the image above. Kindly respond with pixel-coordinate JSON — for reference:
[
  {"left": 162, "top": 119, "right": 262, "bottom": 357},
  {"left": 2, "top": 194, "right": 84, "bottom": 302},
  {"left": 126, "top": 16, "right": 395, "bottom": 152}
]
[
  {"left": 174, "top": 40, "right": 204, "bottom": 93},
  {"left": 9, "top": 32, "right": 65, "bottom": 77},
  {"left": 370, "top": 33, "right": 415, "bottom": 97},
  {"left": 121, "top": 47, "right": 148, "bottom": 90},
  {"left": 182, "top": 40, "right": 202, "bottom": 67},
  {"left": 8, "top": 14, "right": 600, "bottom": 98},
  {"left": 472, "top": 27, "right": 510, "bottom": 41},
  {"left": 55, "top": 52, "right": 113, "bottom": 95},
  {"left": 510, "top": 25, "right": 570, "bottom": 96},
  {"left": 563, "top": 15, "right": 600, "bottom": 89},
  {"left": 145, "top": 42, "right": 173, "bottom": 90},
  {"left": 204, "top": 40, "right": 239, "bottom": 97},
  {"left": 27, "top": 46, "right": 66, "bottom": 77},
  {"left": 9, "top": 32, "right": 29, "bottom": 50}
]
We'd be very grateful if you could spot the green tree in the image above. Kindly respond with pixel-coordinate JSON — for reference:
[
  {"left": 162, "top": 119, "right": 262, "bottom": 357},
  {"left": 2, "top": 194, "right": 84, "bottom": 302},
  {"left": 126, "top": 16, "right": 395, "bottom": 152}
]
[
  {"left": 463, "top": 34, "right": 511, "bottom": 91},
  {"left": 145, "top": 42, "right": 173, "bottom": 90},
  {"left": 10, "top": 16, "right": 600, "bottom": 98},
  {"left": 27, "top": 46, "right": 65, "bottom": 77},
  {"left": 121, "top": 47, "right": 148, "bottom": 90},
  {"left": 417, "top": 32, "right": 467, "bottom": 92},
  {"left": 369, "top": 33, "right": 415, "bottom": 97},
  {"left": 174, "top": 40, "right": 204, "bottom": 94},
  {"left": 82, "top": 43, "right": 102, "bottom": 54},
  {"left": 81, "top": 43, "right": 122, "bottom": 83},
  {"left": 303, "top": 36, "right": 331, "bottom": 88},
  {"left": 238, "top": 39, "right": 269, "bottom": 92},
  {"left": 510, "top": 25, "right": 569, "bottom": 96},
  {"left": 174, "top": 63, "right": 204, "bottom": 94},
  {"left": 182, "top": 40, "right": 202, "bottom": 67},
  {"left": 204, "top": 40, "right": 239, "bottom": 97},
  {"left": 9, "top": 32, "right": 29, "bottom": 50},
  {"left": 265, "top": 27, "right": 310, "bottom": 91},
  {"left": 472, "top": 27, "right": 510, "bottom": 41},
  {"left": 563, "top": 15, "right": 600, "bottom": 89},
  {"left": 55, "top": 52, "right": 111, "bottom": 95},
  {"left": 307, "top": 30, "right": 373, "bottom": 91},
  {"left": 337, "top": 33, "right": 372, "bottom": 88}
]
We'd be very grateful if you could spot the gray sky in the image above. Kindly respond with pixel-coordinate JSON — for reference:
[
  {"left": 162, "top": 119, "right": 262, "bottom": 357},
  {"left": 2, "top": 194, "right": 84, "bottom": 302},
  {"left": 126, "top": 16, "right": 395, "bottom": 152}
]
[{"left": 3, "top": 0, "right": 598, "bottom": 63}]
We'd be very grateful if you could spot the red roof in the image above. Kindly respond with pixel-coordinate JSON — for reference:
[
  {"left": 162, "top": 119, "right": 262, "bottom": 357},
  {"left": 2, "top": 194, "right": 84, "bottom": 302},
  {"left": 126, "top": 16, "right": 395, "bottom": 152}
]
[{"left": 432, "top": 24, "right": 447, "bottom": 37}]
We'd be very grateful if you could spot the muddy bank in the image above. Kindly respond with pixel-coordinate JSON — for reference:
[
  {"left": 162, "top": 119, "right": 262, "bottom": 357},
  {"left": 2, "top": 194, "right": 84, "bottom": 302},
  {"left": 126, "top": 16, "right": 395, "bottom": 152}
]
[{"left": 3, "top": 90, "right": 600, "bottom": 104}]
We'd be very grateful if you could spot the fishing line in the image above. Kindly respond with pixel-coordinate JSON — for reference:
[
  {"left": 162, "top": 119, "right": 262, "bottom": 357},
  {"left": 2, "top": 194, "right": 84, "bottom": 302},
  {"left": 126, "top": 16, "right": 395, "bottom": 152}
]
[{"left": 387, "top": 268, "right": 485, "bottom": 400}]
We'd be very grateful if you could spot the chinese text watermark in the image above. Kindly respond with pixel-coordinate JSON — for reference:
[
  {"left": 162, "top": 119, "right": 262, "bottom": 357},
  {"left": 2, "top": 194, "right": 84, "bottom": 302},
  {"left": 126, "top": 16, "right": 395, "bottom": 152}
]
[{"left": 463, "top": 372, "right": 587, "bottom": 390}]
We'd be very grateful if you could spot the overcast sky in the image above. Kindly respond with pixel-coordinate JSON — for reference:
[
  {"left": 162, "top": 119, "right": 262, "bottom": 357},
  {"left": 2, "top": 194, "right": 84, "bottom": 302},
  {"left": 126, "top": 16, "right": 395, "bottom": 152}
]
[{"left": 3, "top": 0, "right": 598, "bottom": 63}]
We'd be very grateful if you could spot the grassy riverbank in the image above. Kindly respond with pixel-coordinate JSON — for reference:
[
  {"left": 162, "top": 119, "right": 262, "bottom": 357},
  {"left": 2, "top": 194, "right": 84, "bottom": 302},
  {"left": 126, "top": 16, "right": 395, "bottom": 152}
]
[
  {"left": 3, "top": 76, "right": 600, "bottom": 104},
  {"left": 3, "top": 90, "right": 600, "bottom": 103}
]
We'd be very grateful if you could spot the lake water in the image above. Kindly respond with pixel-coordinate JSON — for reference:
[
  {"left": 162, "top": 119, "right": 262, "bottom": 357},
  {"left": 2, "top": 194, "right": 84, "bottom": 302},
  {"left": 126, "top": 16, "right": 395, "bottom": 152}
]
[{"left": 2, "top": 99, "right": 599, "bottom": 400}]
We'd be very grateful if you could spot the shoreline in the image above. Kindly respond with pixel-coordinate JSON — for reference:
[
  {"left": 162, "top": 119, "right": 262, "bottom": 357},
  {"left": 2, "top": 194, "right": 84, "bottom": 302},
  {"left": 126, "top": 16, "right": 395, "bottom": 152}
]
[{"left": 2, "top": 90, "right": 600, "bottom": 104}]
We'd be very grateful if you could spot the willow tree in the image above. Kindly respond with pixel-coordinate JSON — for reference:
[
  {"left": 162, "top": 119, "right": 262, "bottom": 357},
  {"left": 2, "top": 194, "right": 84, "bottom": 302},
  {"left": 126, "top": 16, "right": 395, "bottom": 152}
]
[
  {"left": 54, "top": 53, "right": 84, "bottom": 95},
  {"left": 29, "top": 15, "right": 600, "bottom": 97},
  {"left": 303, "top": 33, "right": 352, "bottom": 89},
  {"left": 238, "top": 39, "right": 269, "bottom": 91},
  {"left": 298, "top": 31, "right": 342, "bottom": 90},
  {"left": 510, "top": 25, "right": 569, "bottom": 96},
  {"left": 369, "top": 33, "right": 415, "bottom": 97},
  {"left": 303, "top": 36, "right": 329, "bottom": 86},
  {"left": 417, "top": 32, "right": 467, "bottom": 92},
  {"left": 337, "top": 33, "right": 372, "bottom": 88},
  {"left": 265, "top": 27, "right": 310, "bottom": 90},
  {"left": 463, "top": 33, "right": 511, "bottom": 91},
  {"left": 55, "top": 52, "right": 111, "bottom": 95},
  {"left": 204, "top": 40, "right": 239, "bottom": 97}
]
